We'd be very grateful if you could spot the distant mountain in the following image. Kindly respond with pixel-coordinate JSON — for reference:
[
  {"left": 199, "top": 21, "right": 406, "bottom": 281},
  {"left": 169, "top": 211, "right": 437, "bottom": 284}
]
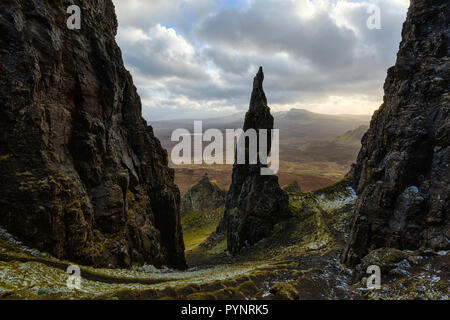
[
  {"left": 332, "top": 125, "right": 369, "bottom": 146},
  {"left": 149, "top": 108, "right": 371, "bottom": 148},
  {"left": 274, "top": 109, "right": 371, "bottom": 142}
]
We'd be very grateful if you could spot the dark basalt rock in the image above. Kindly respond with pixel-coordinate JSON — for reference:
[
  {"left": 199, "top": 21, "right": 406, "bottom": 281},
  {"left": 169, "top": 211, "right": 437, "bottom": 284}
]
[
  {"left": 0, "top": 0, "right": 186, "bottom": 269},
  {"left": 341, "top": 0, "right": 450, "bottom": 266},
  {"left": 282, "top": 180, "right": 302, "bottom": 195},
  {"left": 181, "top": 173, "right": 226, "bottom": 215},
  {"left": 217, "top": 67, "right": 290, "bottom": 254}
]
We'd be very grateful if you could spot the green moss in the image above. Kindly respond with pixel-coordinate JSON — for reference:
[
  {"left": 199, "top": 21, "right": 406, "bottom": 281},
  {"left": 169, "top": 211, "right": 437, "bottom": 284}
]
[
  {"left": 66, "top": 200, "right": 81, "bottom": 209},
  {"left": 126, "top": 189, "right": 150, "bottom": 218},
  {"left": 269, "top": 282, "right": 299, "bottom": 300},
  {"left": 43, "top": 150, "right": 55, "bottom": 158},
  {"left": 158, "top": 296, "right": 175, "bottom": 300},
  {"left": 238, "top": 281, "right": 259, "bottom": 297},
  {"left": 1, "top": 162, "right": 445, "bottom": 302},
  {"left": 200, "top": 282, "right": 225, "bottom": 292},
  {"left": 175, "top": 284, "right": 201, "bottom": 297},
  {"left": 16, "top": 171, "right": 33, "bottom": 177},
  {"left": 182, "top": 210, "right": 208, "bottom": 228},
  {"left": 186, "top": 292, "right": 217, "bottom": 300},
  {"left": 214, "top": 287, "right": 246, "bottom": 300},
  {"left": 0, "top": 154, "right": 12, "bottom": 161},
  {"left": 289, "top": 201, "right": 303, "bottom": 215},
  {"left": 182, "top": 208, "right": 224, "bottom": 252},
  {"left": 209, "top": 180, "right": 223, "bottom": 191},
  {"left": 208, "top": 238, "right": 227, "bottom": 254}
]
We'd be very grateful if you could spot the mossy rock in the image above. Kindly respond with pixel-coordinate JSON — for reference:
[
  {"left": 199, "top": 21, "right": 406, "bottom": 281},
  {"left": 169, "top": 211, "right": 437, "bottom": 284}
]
[
  {"left": 238, "top": 281, "right": 260, "bottom": 297},
  {"left": 186, "top": 292, "right": 217, "bottom": 300},
  {"left": 111, "top": 290, "right": 139, "bottom": 300},
  {"left": 158, "top": 296, "right": 175, "bottom": 300},
  {"left": 175, "top": 284, "right": 201, "bottom": 297},
  {"left": 200, "top": 282, "right": 226, "bottom": 292},
  {"left": 214, "top": 287, "right": 246, "bottom": 300},
  {"left": 155, "top": 287, "right": 177, "bottom": 299},
  {"left": 134, "top": 289, "right": 159, "bottom": 300},
  {"left": 0, "top": 154, "right": 12, "bottom": 161},
  {"left": 269, "top": 282, "right": 299, "bottom": 300}
]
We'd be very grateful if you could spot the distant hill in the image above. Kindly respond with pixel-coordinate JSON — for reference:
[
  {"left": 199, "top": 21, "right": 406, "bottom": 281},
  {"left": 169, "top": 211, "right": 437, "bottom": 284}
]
[
  {"left": 149, "top": 109, "right": 372, "bottom": 195},
  {"left": 274, "top": 109, "right": 370, "bottom": 141},
  {"left": 332, "top": 125, "right": 369, "bottom": 146},
  {"left": 149, "top": 108, "right": 371, "bottom": 148}
]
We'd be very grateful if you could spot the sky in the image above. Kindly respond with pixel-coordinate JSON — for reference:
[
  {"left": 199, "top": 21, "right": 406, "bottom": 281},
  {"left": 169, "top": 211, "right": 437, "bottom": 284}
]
[{"left": 112, "top": 0, "right": 410, "bottom": 121}]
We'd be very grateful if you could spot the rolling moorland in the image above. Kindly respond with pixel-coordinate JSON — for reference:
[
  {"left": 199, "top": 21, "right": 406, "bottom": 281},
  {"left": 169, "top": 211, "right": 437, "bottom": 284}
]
[{"left": 150, "top": 112, "right": 370, "bottom": 195}]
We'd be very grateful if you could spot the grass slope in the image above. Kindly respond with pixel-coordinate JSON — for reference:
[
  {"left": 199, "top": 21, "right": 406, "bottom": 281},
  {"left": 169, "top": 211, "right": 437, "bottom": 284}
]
[{"left": 0, "top": 179, "right": 447, "bottom": 300}]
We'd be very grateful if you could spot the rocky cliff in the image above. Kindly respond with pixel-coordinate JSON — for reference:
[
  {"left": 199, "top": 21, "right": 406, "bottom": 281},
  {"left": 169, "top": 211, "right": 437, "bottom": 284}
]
[
  {"left": 0, "top": 0, "right": 186, "bottom": 269},
  {"left": 218, "top": 67, "right": 290, "bottom": 254},
  {"left": 181, "top": 174, "right": 226, "bottom": 215},
  {"left": 342, "top": 0, "right": 449, "bottom": 266},
  {"left": 282, "top": 181, "right": 302, "bottom": 196}
]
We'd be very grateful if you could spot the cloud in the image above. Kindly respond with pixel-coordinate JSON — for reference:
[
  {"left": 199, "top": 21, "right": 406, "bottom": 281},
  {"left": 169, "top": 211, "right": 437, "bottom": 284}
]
[
  {"left": 112, "top": 0, "right": 409, "bottom": 120},
  {"left": 117, "top": 25, "right": 206, "bottom": 80}
]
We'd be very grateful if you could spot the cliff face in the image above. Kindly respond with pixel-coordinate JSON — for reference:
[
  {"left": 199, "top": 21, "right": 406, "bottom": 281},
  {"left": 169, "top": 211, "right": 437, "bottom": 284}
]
[
  {"left": 218, "top": 67, "right": 290, "bottom": 254},
  {"left": 181, "top": 174, "right": 226, "bottom": 215},
  {"left": 342, "top": 0, "right": 449, "bottom": 266},
  {"left": 0, "top": 0, "right": 186, "bottom": 269}
]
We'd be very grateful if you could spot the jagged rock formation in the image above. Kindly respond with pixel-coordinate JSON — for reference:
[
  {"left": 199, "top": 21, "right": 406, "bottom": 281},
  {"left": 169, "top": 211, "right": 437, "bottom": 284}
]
[
  {"left": 0, "top": 0, "right": 186, "bottom": 269},
  {"left": 181, "top": 174, "right": 226, "bottom": 215},
  {"left": 282, "top": 181, "right": 302, "bottom": 195},
  {"left": 342, "top": 0, "right": 450, "bottom": 266},
  {"left": 218, "top": 67, "right": 290, "bottom": 254}
]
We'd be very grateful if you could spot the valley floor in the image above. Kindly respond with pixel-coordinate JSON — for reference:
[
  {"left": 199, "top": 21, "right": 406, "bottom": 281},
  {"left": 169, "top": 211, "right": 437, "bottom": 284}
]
[{"left": 0, "top": 180, "right": 448, "bottom": 300}]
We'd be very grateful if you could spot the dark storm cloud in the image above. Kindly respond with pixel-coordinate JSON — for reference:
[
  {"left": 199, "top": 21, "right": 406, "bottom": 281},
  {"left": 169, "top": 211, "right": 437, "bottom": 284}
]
[{"left": 113, "top": 0, "right": 409, "bottom": 120}]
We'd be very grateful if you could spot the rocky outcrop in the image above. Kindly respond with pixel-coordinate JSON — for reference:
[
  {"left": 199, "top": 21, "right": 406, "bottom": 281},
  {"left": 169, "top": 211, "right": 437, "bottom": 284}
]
[
  {"left": 218, "top": 67, "right": 290, "bottom": 254},
  {"left": 181, "top": 174, "right": 226, "bottom": 215},
  {"left": 0, "top": 0, "right": 186, "bottom": 269},
  {"left": 282, "top": 181, "right": 302, "bottom": 195},
  {"left": 342, "top": 0, "right": 449, "bottom": 266}
]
